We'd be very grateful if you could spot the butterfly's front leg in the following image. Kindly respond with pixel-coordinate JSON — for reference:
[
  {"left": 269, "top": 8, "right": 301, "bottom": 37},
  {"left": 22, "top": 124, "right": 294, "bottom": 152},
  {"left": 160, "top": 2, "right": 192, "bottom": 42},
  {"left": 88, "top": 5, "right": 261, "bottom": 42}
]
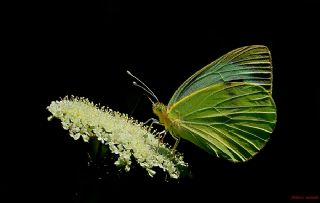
[
  {"left": 144, "top": 118, "right": 160, "bottom": 131},
  {"left": 144, "top": 118, "right": 167, "bottom": 140}
]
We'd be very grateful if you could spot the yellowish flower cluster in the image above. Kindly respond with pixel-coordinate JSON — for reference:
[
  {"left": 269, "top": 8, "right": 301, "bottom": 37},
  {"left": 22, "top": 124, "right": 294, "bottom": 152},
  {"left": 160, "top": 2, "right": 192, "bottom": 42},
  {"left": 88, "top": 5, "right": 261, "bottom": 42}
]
[{"left": 47, "top": 96, "right": 188, "bottom": 178}]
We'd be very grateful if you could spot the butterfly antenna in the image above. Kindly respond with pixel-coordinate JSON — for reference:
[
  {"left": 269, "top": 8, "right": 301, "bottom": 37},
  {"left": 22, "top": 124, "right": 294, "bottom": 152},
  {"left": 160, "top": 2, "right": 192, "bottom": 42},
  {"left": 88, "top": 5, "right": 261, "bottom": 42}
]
[
  {"left": 132, "top": 82, "right": 157, "bottom": 103},
  {"left": 127, "top": 70, "right": 159, "bottom": 102}
]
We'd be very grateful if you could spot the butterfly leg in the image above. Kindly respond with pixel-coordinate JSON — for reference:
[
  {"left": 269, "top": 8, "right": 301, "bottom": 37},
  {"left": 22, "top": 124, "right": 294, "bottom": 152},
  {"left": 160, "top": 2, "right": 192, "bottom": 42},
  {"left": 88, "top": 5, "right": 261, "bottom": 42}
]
[
  {"left": 144, "top": 118, "right": 159, "bottom": 125},
  {"left": 144, "top": 118, "right": 168, "bottom": 142},
  {"left": 158, "top": 130, "right": 167, "bottom": 143},
  {"left": 144, "top": 118, "right": 160, "bottom": 131},
  {"left": 171, "top": 135, "right": 181, "bottom": 154},
  {"left": 156, "top": 130, "right": 167, "bottom": 150}
]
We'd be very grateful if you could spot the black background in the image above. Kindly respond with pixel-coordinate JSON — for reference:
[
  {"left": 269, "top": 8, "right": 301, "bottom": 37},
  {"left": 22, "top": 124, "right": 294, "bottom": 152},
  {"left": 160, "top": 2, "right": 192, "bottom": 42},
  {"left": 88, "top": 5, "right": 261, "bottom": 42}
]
[{"left": 4, "top": 1, "right": 320, "bottom": 202}]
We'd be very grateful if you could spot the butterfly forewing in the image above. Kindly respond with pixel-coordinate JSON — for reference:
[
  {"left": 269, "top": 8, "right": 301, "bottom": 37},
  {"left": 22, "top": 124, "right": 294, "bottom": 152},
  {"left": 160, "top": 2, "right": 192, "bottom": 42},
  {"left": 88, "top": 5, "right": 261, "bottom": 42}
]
[
  {"left": 168, "top": 82, "right": 276, "bottom": 162},
  {"left": 168, "top": 45, "right": 273, "bottom": 108}
]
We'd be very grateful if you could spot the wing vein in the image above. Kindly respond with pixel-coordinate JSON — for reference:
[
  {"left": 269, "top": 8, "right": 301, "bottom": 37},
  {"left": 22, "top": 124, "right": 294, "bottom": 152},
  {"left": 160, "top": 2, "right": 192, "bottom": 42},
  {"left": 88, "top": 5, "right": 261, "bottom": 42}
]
[{"left": 181, "top": 123, "right": 246, "bottom": 161}]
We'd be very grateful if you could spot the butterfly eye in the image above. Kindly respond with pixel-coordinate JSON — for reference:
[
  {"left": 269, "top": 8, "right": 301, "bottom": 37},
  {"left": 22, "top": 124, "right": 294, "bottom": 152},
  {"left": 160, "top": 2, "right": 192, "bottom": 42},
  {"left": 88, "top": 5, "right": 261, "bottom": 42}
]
[
  {"left": 155, "top": 105, "right": 162, "bottom": 112},
  {"left": 152, "top": 103, "right": 164, "bottom": 114}
]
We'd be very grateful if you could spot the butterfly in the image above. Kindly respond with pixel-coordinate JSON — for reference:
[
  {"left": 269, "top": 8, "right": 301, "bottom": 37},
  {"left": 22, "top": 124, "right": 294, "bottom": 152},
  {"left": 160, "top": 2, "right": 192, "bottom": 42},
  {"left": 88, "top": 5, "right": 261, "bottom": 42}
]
[{"left": 128, "top": 45, "right": 277, "bottom": 162}]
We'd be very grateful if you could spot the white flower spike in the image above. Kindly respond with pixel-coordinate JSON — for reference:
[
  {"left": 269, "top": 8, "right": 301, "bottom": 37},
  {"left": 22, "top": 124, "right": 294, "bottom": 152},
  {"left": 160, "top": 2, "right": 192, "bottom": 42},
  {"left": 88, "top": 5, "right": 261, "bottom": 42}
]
[{"left": 47, "top": 96, "right": 188, "bottom": 179}]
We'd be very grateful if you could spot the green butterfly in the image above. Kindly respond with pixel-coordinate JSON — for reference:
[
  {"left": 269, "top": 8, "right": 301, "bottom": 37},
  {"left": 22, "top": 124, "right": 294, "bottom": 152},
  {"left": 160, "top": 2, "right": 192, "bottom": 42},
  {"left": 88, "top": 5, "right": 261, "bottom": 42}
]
[{"left": 129, "top": 45, "right": 277, "bottom": 162}]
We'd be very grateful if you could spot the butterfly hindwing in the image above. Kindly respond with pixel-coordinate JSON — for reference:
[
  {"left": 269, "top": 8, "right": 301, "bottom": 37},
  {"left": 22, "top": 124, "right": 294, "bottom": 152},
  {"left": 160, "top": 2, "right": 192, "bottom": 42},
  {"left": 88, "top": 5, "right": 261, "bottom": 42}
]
[{"left": 168, "top": 82, "right": 276, "bottom": 162}]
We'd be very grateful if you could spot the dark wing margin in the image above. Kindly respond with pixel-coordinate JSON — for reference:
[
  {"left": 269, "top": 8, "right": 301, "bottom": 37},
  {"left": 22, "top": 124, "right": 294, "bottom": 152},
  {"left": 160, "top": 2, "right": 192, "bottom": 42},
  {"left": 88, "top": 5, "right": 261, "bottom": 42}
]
[{"left": 168, "top": 45, "right": 273, "bottom": 108}]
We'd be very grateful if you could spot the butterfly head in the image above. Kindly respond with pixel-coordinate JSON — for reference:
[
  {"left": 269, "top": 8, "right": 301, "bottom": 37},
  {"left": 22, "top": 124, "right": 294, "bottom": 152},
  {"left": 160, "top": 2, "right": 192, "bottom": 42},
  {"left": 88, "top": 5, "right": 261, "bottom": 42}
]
[
  {"left": 152, "top": 102, "right": 168, "bottom": 125},
  {"left": 152, "top": 102, "right": 166, "bottom": 115}
]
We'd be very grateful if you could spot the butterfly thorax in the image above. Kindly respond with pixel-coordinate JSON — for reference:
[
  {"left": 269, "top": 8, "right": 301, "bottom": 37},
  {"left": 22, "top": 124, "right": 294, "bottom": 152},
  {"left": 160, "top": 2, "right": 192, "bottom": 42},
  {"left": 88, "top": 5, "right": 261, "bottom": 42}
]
[{"left": 152, "top": 102, "right": 172, "bottom": 130}]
